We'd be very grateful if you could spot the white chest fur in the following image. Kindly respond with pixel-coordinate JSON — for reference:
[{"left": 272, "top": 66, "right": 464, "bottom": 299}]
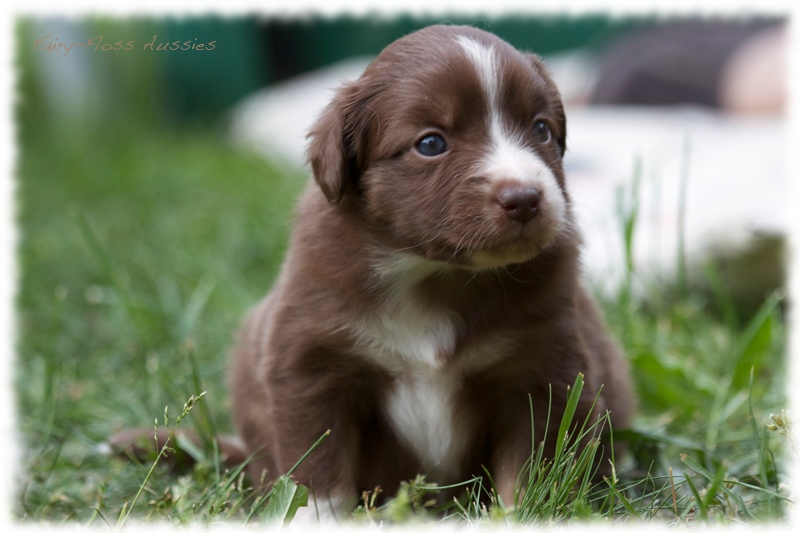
[
  {"left": 384, "top": 365, "right": 464, "bottom": 476},
  {"left": 353, "top": 301, "right": 465, "bottom": 470},
  {"left": 351, "top": 253, "right": 470, "bottom": 475}
]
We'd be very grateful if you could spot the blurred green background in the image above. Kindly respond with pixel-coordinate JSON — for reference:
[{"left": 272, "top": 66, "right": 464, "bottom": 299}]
[
  {"left": 21, "top": 15, "right": 653, "bottom": 123},
  {"left": 14, "top": 14, "right": 788, "bottom": 524}
]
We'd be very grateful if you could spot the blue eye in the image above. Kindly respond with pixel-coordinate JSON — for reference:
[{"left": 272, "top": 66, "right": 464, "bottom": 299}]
[
  {"left": 416, "top": 134, "right": 448, "bottom": 157},
  {"left": 533, "top": 121, "right": 552, "bottom": 143}
]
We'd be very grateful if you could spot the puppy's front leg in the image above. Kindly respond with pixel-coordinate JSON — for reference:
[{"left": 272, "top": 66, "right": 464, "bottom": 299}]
[
  {"left": 489, "top": 426, "right": 535, "bottom": 508},
  {"left": 266, "top": 384, "right": 362, "bottom": 521},
  {"left": 486, "top": 394, "right": 571, "bottom": 508}
]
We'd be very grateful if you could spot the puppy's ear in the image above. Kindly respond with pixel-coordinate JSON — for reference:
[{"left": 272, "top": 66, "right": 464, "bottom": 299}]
[
  {"left": 527, "top": 53, "right": 567, "bottom": 157},
  {"left": 306, "top": 82, "right": 370, "bottom": 205}
]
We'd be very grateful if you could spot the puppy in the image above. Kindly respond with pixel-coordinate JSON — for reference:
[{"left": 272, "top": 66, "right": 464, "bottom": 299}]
[{"left": 231, "top": 24, "right": 634, "bottom": 517}]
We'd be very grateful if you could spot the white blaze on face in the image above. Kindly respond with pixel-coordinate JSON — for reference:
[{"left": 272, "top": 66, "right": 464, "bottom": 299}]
[{"left": 455, "top": 35, "right": 566, "bottom": 224}]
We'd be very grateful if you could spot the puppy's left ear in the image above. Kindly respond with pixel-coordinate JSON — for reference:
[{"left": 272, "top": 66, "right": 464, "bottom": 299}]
[
  {"left": 527, "top": 53, "right": 567, "bottom": 157},
  {"left": 306, "top": 82, "right": 371, "bottom": 205}
]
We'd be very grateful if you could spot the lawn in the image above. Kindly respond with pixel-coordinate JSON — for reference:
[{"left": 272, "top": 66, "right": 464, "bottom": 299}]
[{"left": 12, "top": 18, "right": 790, "bottom": 527}]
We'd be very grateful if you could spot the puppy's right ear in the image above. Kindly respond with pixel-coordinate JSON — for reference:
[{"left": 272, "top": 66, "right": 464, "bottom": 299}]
[{"left": 306, "top": 83, "right": 369, "bottom": 205}]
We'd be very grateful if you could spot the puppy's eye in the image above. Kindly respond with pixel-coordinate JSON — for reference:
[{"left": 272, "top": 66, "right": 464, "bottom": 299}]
[
  {"left": 533, "top": 121, "right": 552, "bottom": 144},
  {"left": 416, "top": 134, "right": 448, "bottom": 157}
]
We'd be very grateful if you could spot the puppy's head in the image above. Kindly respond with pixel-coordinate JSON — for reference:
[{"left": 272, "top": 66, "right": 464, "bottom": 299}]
[{"left": 308, "top": 25, "right": 571, "bottom": 270}]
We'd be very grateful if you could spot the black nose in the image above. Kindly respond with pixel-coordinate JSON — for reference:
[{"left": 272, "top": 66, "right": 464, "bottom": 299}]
[{"left": 497, "top": 186, "right": 541, "bottom": 224}]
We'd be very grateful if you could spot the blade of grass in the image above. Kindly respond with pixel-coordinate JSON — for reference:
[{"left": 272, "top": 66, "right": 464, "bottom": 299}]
[
  {"left": 732, "top": 292, "right": 782, "bottom": 391},
  {"left": 554, "top": 373, "right": 585, "bottom": 462},
  {"left": 244, "top": 430, "right": 331, "bottom": 523},
  {"left": 184, "top": 344, "right": 219, "bottom": 473},
  {"left": 115, "top": 392, "right": 206, "bottom": 529},
  {"left": 176, "top": 276, "right": 216, "bottom": 341},
  {"left": 675, "top": 135, "right": 691, "bottom": 296},
  {"left": 614, "top": 156, "right": 642, "bottom": 324},
  {"left": 680, "top": 452, "right": 755, "bottom": 520},
  {"left": 681, "top": 471, "right": 703, "bottom": 521},
  {"left": 703, "top": 261, "right": 739, "bottom": 331},
  {"left": 75, "top": 211, "right": 136, "bottom": 328},
  {"left": 748, "top": 369, "right": 775, "bottom": 501}
]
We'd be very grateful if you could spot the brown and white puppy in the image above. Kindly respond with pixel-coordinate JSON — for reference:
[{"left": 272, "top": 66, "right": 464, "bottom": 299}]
[{"left": 231, "top": 24, "right": 634, "bottom": 517}]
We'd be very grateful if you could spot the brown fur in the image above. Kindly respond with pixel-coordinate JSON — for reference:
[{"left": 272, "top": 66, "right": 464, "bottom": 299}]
[{"left": 230, "top": 25, "right": 634, "bottom": 514}]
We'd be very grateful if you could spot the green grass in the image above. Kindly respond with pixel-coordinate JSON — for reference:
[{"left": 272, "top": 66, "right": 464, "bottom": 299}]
[
  {"left": 15, "top": 101, "right": 306, "bottom": 525},
  {"left": 14, "top": 21, "right": 790, "bottom": 527}
]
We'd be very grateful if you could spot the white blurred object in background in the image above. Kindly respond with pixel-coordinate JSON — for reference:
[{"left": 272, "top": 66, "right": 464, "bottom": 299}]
[{"left": 229, "top": 51, "right": 788, "bottom": 307}]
